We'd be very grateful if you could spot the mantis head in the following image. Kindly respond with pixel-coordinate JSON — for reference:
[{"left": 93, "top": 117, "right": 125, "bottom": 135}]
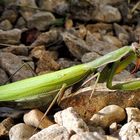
[
  {"left": 131, "top": 42, "right": 140, "bottom": 57},
  {"left": 131, "top": 42, "right": 140, "bottom": 74}
]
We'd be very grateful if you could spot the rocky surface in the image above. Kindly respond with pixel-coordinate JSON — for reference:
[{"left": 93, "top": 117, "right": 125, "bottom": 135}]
[
  {"left": 0, "top": 0, "right": 140, "bottom": 140},
  {"left": 6, "top": 106, "right": 140, "bottom": 139}
]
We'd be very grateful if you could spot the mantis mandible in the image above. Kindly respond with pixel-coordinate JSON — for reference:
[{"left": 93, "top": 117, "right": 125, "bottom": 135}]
[{"left": 0, "top": 43, "right": 139, "bottom": 109}]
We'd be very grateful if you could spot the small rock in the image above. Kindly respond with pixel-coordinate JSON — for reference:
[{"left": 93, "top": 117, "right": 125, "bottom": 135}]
[
  {"left": 134, "top": 24, "right": 140, "bottom": 41},
  {"left": 81, "top": 52, "right": 100, "bottom": 63},
  {"left": 86, "top": 32, "right": 102, "bottom": 41},
  {"left": 38, "top": 0, "right": 69, "bottom": 15},
  {"left": 27, "top": 11, "right": 56, "bottom": 31},
  {"left": 58, "top": 58, "right": 80, "bottom": 69},
  {"left": 109, "top": 122, "right": 118, "bottom": 134},
  {"left": 24, "top": 109, "right": 54, "bottom": 129},
  {"left": 1, "top": 44, "right": 29, "bottom": 56},
  {"left": 86, "top": 23, "right": 112, "bottom": 34},
  {"left": 54, "top": 107, "right": 89, "bottom": 133},
  {"left": 15, "top": 17, "right": 27, "bottom": 29},
  {"left": 87, "top": 124, "right": 105, "bottom": 135},
  {"left": 0, "top": 117, "right": 14, "bottom": 137},
  {"left": 2, "top": 0, "right": 17, "bottom": 6},
  {"left": 17, "top": 0, "right": 37, "bottom": 8},
  {"left": 62, "top": 32, "right": 89, "bottom": 60},
  {"left": 125, "top": 107, "right": 140, "bottom": 122},
  {"left": 19, "top": 56, "right": 33, "bottom": 62},
  {"left": 31, "top": 29, "right": 60, "bottom": 47},
  {"left": 113, "top": 23, "right": 130, "bottom": 45},
  {"left": 0, "top": 52, "right": 33, "bottom": 82},
  {"left": 70, "top": 132, "right": 106, "bottom": 140},
  {"left": 118, "top": 1, "right": 132, "bottom": 23},
  {"left": 0, "top": 107, "right": 25, "bottom": 118},
  {"left": 25, "top": 61, "right": 35, "bottom": 72},
  {"left": 0, "top": 123, "right": 9, "bottom": 137},
  {"left": 96, "top": 0, "right": 124, "bottom": 6},
  {"left": 90, "top": 105, "right": 126, "bottom": 128},
  {"left": 0, "top": 29, "right": 21, "bottom": 44},
  {"left": 135, "top": 71, "right": 140, "bottom": 78},
  {"left": 86, "top": 32, "right": 118, "bottom": 55},
  {"left": 119, "top": 121, "right": 140, "bottom": 140},
  {"left": 1, "top": 8, "right": 18, "bottom": 24},
  {"left": 0, "top": 68, "right": 9, "bottom": 85},
  {"left": 106, "top": 135, "right": 119, "bottom": 140},
  {"left": 102, "top": 35, "right": 122, "bottom": 48},
  {"left": 30, "top": 45, "right": 46, "bottom": 58},
  {"left": 69, "top": 1, "right": 94, "bottom": 22},
  {"left": 75, "top": 24, "right": 87, "bottom": 39},
  {"left": 34, "top": 50, "right": 60, "bottom": 74},
  {"left": 31, "top": 45, "right": 58, "bottom": 60},
  {"left": 114, "top": 23, "right": 128, "bottom": 35},
  {"left": 17, "top": 0, "right": 38, "bottom": 23},
  {"left": 9, "top": 123, "right": 35, "bottom": 140},
  {"left": 29, "top": 124, "right": 70, "bottom": 140},
  {"left": 48, "top": 51, "right": 59, "bottom": 60},
  {"left": 113, "top": 70, "right": 134, "bottom": 81},
  {"left": 93, "top": 5, "right": 121, "bottom": 23},
  {"left": 0, "top": 20, "right": 13, "bottom": 30}
]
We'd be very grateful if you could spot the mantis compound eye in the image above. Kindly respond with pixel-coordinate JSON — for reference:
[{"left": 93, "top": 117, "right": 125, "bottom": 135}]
[
  {"left": 131, "top": 42, "right": 140, "bottom": 58},
  {"left": 131, "top": 42, "right": 140, "bottom": 74}
]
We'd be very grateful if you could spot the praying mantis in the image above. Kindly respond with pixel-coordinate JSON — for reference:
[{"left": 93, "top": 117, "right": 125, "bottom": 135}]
[{"left": 0, "top": 42, "right": 140, "bottom": 109}]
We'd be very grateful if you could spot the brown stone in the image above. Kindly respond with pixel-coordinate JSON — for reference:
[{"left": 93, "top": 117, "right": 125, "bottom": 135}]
[{"left": 60, "top": 82, "right": 140, "bottom": 121}]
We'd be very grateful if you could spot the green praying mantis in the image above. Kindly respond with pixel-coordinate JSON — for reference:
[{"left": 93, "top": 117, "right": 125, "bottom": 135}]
[{"left": 0, "top": 42, "right": 140, "bottom": 109}]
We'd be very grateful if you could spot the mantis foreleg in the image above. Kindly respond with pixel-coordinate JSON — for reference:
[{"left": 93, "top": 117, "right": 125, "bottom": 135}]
[{"left": 106, "top": 52, "right": 140, "bottom": 90}]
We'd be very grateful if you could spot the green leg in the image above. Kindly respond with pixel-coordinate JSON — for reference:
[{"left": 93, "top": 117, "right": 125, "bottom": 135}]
[
  {"left": 98, "top": 64, "right": 112, "bottom": 83},
  {"left": 99, "top": 52, "right": 136, "bottom": 83},
  {"left": 106, "top": 61, "right": 119, "bottom": 89},
  {"left": 106, "top": 53, "right": 136, "bottom": 90}
]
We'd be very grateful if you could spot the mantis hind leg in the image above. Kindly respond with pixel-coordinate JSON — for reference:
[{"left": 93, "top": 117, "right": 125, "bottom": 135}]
[{"left": 33, "top": 83, "right": 67, "bottom": 133}]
